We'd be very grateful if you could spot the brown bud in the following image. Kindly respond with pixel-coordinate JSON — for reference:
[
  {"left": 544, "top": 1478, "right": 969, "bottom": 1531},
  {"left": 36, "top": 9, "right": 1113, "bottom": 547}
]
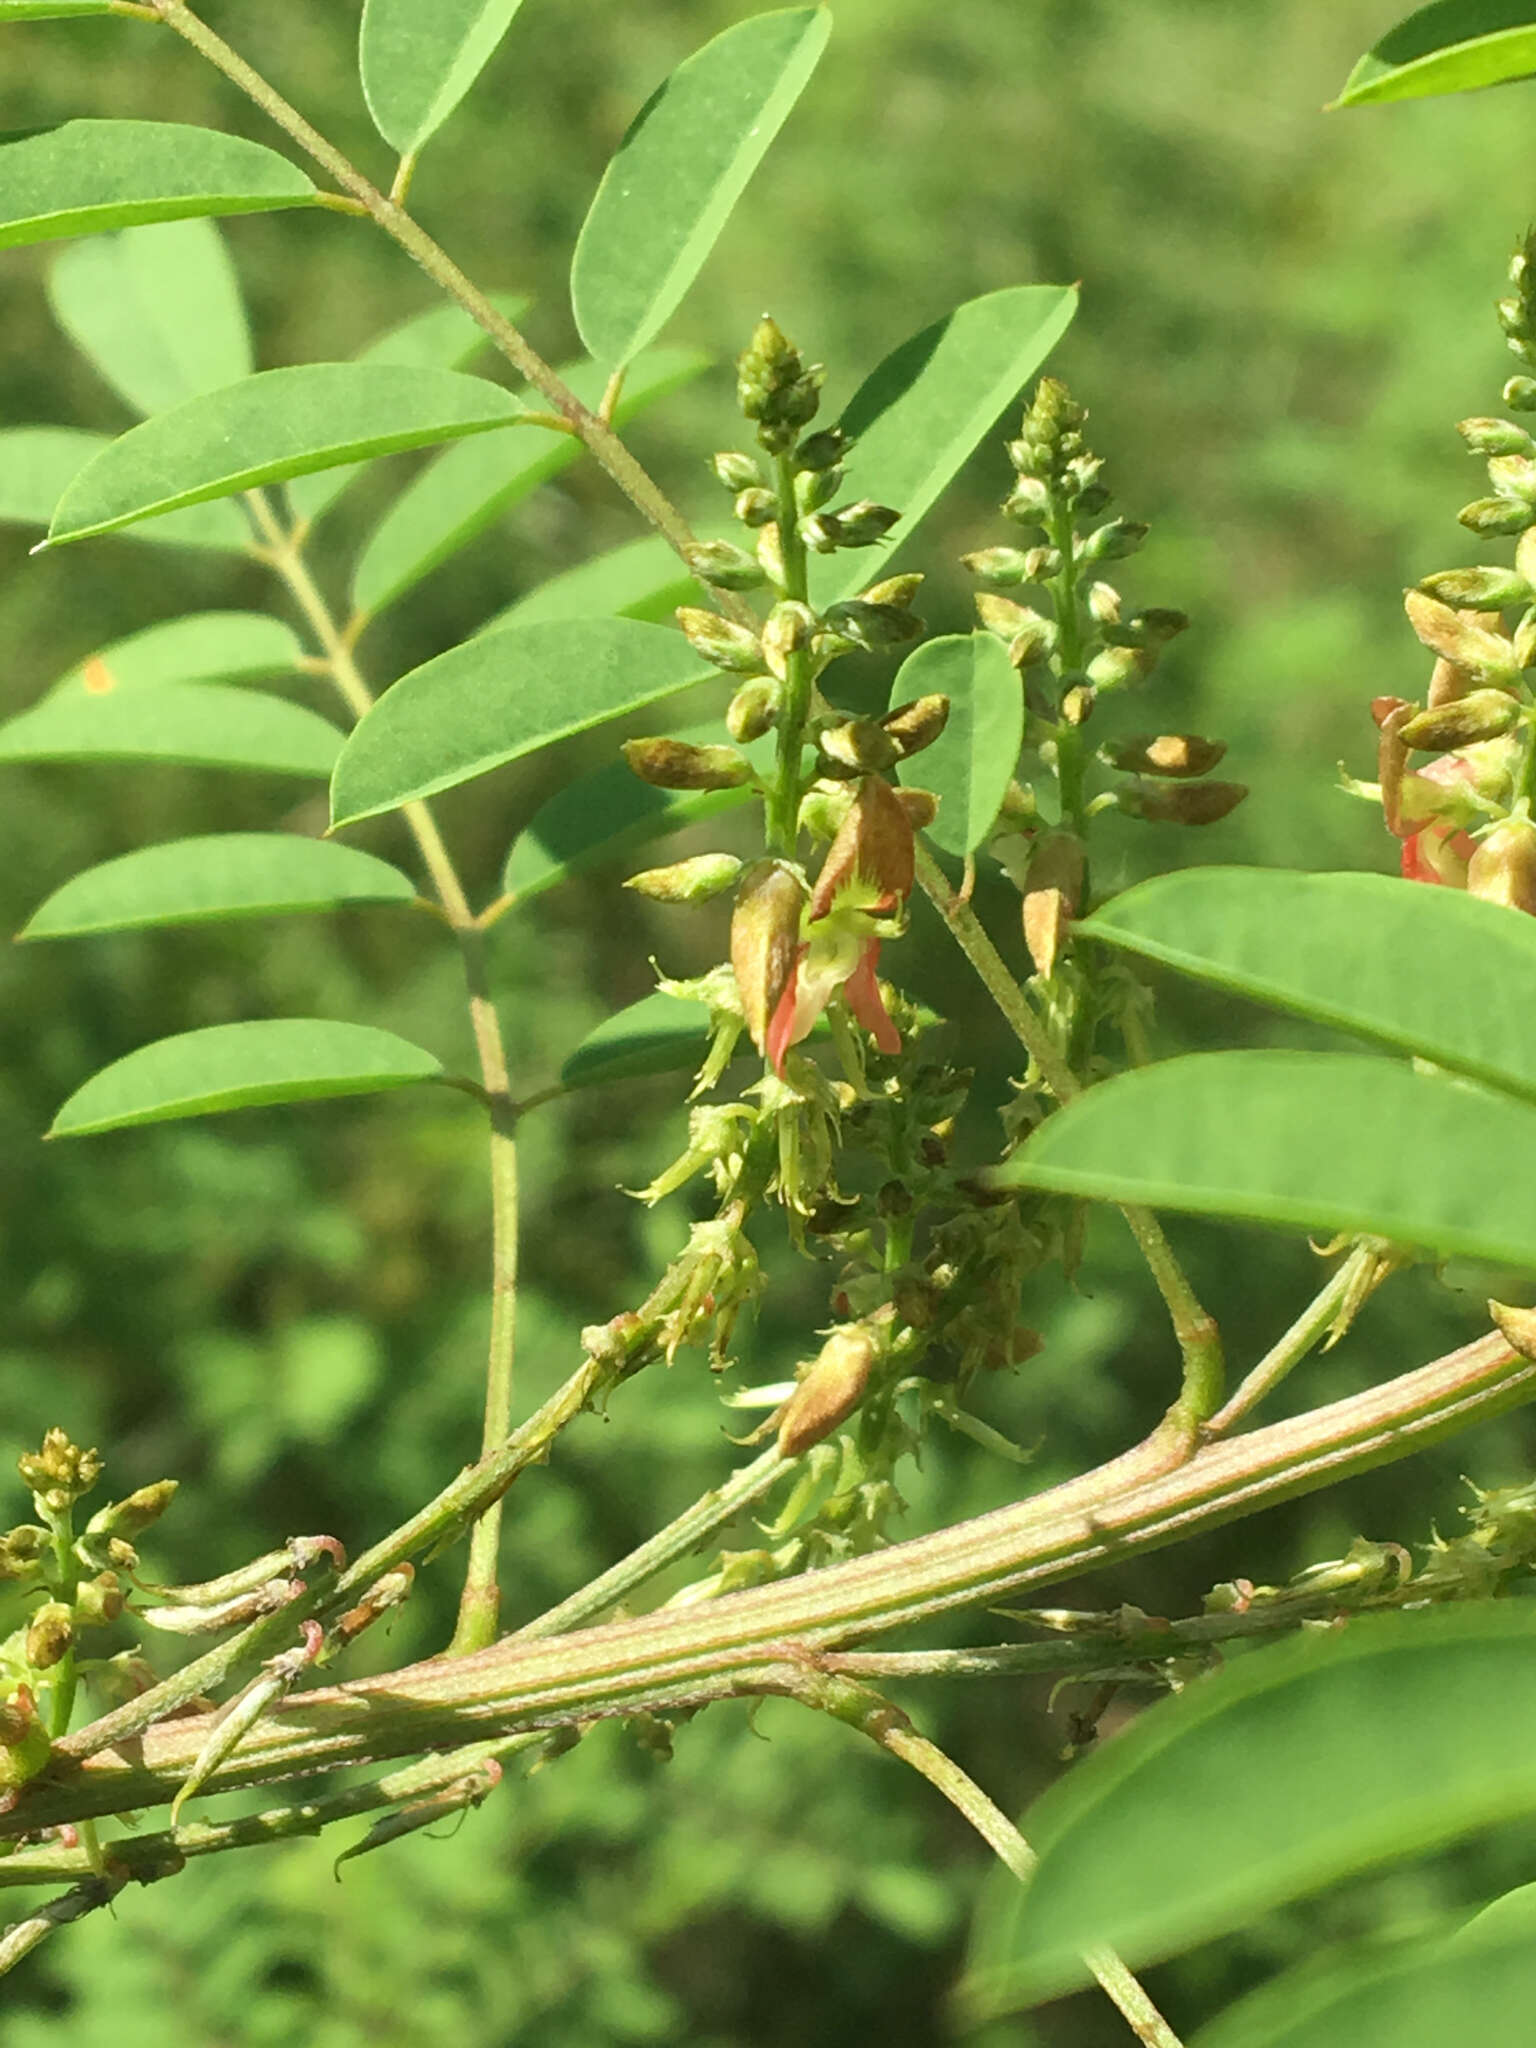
[
  {"left": 818, "top": 718, "right": 900, "bottom": 775},
  {"left": 730, "top": 860, "right": 807, "bottom": 1054},
  {"left": 1022, "top": 831, "right": 1085, "bottom": 978},
  {"left": 725, "top": 677, "right": 779, "bottom": 742},
  {"left": 894, "top": 787, "right": 939, "bottom": 832},
  {"left": 1060, "top": 685, "right": 1095, "bottom": 726},
  {"left": 1370, "top": 695, "right": 1411, "bottom": 728},
  {"left": 621, "top": 738, "right": 754, "bottom": 791},
  {"left": 777, "top": 1324, "right": 880, "bottom": 1456},
  {"left": 1399, "top": 690, "right": 1522, "bottom": 751},
  {"left": 25, "top": 1602, "right": 74, "bottom": 1671},
  {"left": 1404, "top": 590, "right": 1520, "bottom": 690},
  {"left": 1468, "top": 816, "right": 1536, "bottom": 914},
  {"left": 1105, "top": 733, "right": 1227, "bottom": 778},
  {"left": 1377, "top": 701, "right": 1415, "bottom": 837},
  {"left": 1491, "top": 1298, "right": 1536, "bottom": 1360},
  {"left": 0, "top": 1687, "right": 50, "bottom": 1794},
  {"left": 760, "top": 600, "right": 816, "bottom": 682},
  {"left": 1118, "top": 781, "right": 1248, "bottom": 826},
  {"left": 881, "top": 694, "right": 950, "bottom": 759},
  {"left": 809, "top": 776, "right": 915, "bottom": 921},
  {"left": 73, "top": 1571, "right": 123, "bottom": 1626},
  {"left": 674, "top": 606, "right": 762, "bottom": 673}
]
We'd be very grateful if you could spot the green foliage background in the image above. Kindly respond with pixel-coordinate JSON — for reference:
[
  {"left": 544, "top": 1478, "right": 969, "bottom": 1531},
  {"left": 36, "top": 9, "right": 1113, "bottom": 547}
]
[{"left": 2, "top": 2, "right": 1536, "bottom": 2040}]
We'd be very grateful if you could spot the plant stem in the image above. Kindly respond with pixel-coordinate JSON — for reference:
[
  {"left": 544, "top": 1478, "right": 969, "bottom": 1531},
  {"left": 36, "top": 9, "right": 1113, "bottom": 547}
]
[
  {"left": 804, "top": 1675, "right": 1182, "bottom": 2047},
  {"left": 0, "top": 1878, "right": 124, "bottom": 1981},
  {"left": 1119, "top": 1206, "right": 1224, "bottom": 1425},
  {"left": 1047, "top": 500, "right": 1089, "bottom": 839},
  {"left": 514, "top": 1445, "right": 789, "bottom": 1640},
  {"left": 767, "top": 452, "right": 813, "bottom": 853},
  {"left": 246, "top": 497, "right": 521, "bottom": 1652},
  {"left": 1203, "top": 1256, "right": 1361, "bottom": 1437}
]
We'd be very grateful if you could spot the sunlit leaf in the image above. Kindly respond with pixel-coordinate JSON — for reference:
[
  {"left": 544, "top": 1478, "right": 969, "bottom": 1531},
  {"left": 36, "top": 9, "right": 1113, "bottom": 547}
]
[
  {"left": 43, "top": 363, "right": 528, "bottom": 546},
  {"left": 809, "top": 285, "right": 1078, "bottom": 607},
  {"left": 1080, "top": 869, "right": 1536, "bottom": 1106},
  {"left": 360, "top": 0, "right": 530, "bottom": 156},
  {"left": 0, "top": 682, "right": 342, "bottom": 778},
  {"left": 0, "top": 120, "right": 319, "bottom": 249},
  {"left": 889, "top": 632, "right": 1021, "bottom": 855},
  {"left": 571, "top": 7, "right": 831, "bottom": 368},
  {"left": 351, "top": 347, "right": 708, "bottom": 620},
  {"left": 994, "top": 1049, "right": 1536, "bottom": 1269},
  {"left": 49, "top": 1020, "right": 446, "bottom": 1137},
  {"left": 330, "top": 618, "right": 711, "bottom": 826},
  {"left": 0, "top": 426, "right": 248, "bottom": 549},
  {"left": 48, "top": 217, "right": 252, "bottom": 417},
  {"left": 47, "top": 612, "right": 304, "bottom": 697},
  {"left": 1334, "top": 0, "right": 1536, "bottom": 106},
  {"left": 560, "top": 991, "right": 715, "bottom": 1091},
  {"left": 482, "top": 533, "right": 702, "bottom": 632},
  {"left": 20, "top": 835, "right": 417, "bottom": 940},
  {"left": 965, "top": 1607, "right": 1536, "bottom": 2008}
]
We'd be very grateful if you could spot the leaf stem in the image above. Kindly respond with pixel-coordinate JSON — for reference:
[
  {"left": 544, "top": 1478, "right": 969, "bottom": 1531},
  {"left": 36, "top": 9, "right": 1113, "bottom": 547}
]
[
  {"left": 0, "top": 1877, "right": 124, "bottom": 1982},
  {"left": 1203, "top": 1256, "right": 1362, "bottom": 1438}
]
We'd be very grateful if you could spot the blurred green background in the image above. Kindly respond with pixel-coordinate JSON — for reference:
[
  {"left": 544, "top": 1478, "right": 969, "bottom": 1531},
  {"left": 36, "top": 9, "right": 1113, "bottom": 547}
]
[{"left": 4, "top": 3, "right": 1536, "bottom": 2041}]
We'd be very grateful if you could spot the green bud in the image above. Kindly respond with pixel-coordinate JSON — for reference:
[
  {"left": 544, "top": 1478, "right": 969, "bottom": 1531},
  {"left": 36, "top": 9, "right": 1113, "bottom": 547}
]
[
  {"left": 85, "top": 1479, "right": 178, "bottom": 1544},
  {"left": 0, "top": 1688, "right": 51, "bottom": 1795},
  {"left": 960, "top": 545, "right": 1035, "bottom": 584},
  {"left": 761, "top": 600, "right": 816, "bottom": 682},
  {"left": 976, "top": 591, "right": 1040, "bottom": 638},
  {"left": 18, "top": 1429, "right": 102, "bottom": 1514},
  {"left": 1459, "top": 496, "right": 1534, "bottom": 536},
  {"left": 1104, "top": 733, "right": 1227, "bottom": 777},
  {"left": 73, "top": 1570, "right": 124, "bottom": 1626},
  {"left": 737, "top": 316, "right": 803, "bottom": 418},
  {"left": 1459, "top": 417, "right": 1536, "bottom": 457},
  {"left": 1489, "top": 452, "right": 1536, "bottom": 504},
  {"left": 1002, "top": 476, "right": 1052, "bottom": 526},
  {"left": 625, "top": 853, "right": 743, "bottom": 904},
  {"left": 795, "top": 427, "right": 849, "bottom": 471},
  {"left": 816, "top": 500, "right": 902, "bottom": 550},
  {"left": 755, "top": 520, "right": 786, "bottom": 588},
  {"left": 1086, "top": 644, "right": 1145, "bottom": 690},
  {"left": 881, "top": 694, "right": 950, "bottom": 758},
  {"left": 622, "top": 738, "right": 754, "bottom": 791},
  {"left": 1060, "top": 684, "right": 1095, "bottom": 726},
  {"left": 1400, "top": 690, "right": 1523, "bottom": 750},
  {"left": 1074, "top": 482, "right": 1112, "bottom": 517},
  {"left": 1404, "top": 589, "right": 1521, "bottom": 688},
  {"left": 684, "top": 538, "right": 766, "bottom": 592},
  {"left": 25, "top": 1602, "right": 74, "bottom": 1671},
  {"left": 1086, "top": 580, "right": 1121, "bottom": 625},
  {"left": 1514, "top": 611, "right": 1536, "bottom": 669},
  {"left": 1081, "top": 518, "right": 1149, "bottom": 564},
  {"left": 1469, "top": 815, "right": 1536, "bottom": 914},
  {"left": 817, "top": 718, "right": 899, "bottom": 775},
  {"left": 1117, "top": 780, "right": 1248, "bottom": 825},
  {"left": 674, "top": 605, "right": 762, "bottom": 673},
  {"left": 819, "top": 599, "right": 923, "bottom": 652},
  {"left": 801, "top": 512, "right": 840, "bottom": 553},
  {"left": 1505, "top": 376, "right": 1536, "bottom": 413},
  {"left": 1130, "top": 606, "right": 1191, "bottom": 647},
  {"left": 711, "top": 450, "right": 763, "bottom": 491},
  {"left": 794, "top": 465, "right": 841, "bottom": 514},
  {"left": 726, "top": 676, "right": 779, "bottom": 742},
  {"left": 860, "top": 571, "right": 924, "bottom": 610},
  {"left": 733, "top": 486, "right": 777, "bottom": 528},
  {"left": 1418, "top": 565, "right": 1533, "bottom": 609},
  {"left": 798, "top": 783, "right": 853, "bottom": 842}
]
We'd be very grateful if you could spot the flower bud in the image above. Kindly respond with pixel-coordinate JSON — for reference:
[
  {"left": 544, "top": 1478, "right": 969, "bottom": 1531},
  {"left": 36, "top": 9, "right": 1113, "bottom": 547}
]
[
  {"left": 819, "top": 599, "right": 923, "bottom": 652},
  {"left": 712, "top": 450, "right": 763, "bottom": 491},
  {"left": 731, "top": 860, "right": 807, "bottom": 1053},
  {"left": 1118, "top": 781, "right": 1248, "bottom": 825},
  {"left": 895, "top": 786, "right": 939, "bottom": 832},
  {"left": 0, "top": 1687, "right": 50, "bottom": 1794},
  {"left": 726, "top": 676, "right": 779, "bottom": 742},
  {"left": 861, "top": 572, "right": 924, "bottom": 610},
  {"left": 1457, "top": 417, "right": 1536, "bottom": 457},
  {"left": 1105, "top": 733, "right": 1227, "bottom": 777},
  {"left": 622, "top": 738, "right": 755, "bottom": 790},
  {"left": 675, "top": 606, "right": 762, "bottom": 673},
  {"left": 975, "top": 592, "right": 1041, "bottom": 639},
  {"left": 84, "top": 1479, "right": 177, "bottom": 1543},
  {"left": 73, "top": 1570, "right": 123, "bottom": 1625},
  {"left": 797, "top": 783, "right": 853, "bottom": 841},
  {"left": 1086, "top": 645, "right": 1145, "bottom": 690},
  {"left": 25, "top": 1602, "right": 73, "bottom": 1670},
  {"left": 776, "top": 1323, "right": 880, "bottom": 1455},
  {"left": 1459, "top": 496, "right": 1533, "bottom": 536},
  {"left": 761, "top": 600, "right": 815, "bottom": 681},
  {"left": 1468, "top": 816, "right": 1536, "bottom": 914},
  {"left": 1399, "top": 690, "right": 1522, "bottom": 751},
  {"left": 1002, "top": 476, "right": 1052, "bottom": 526},
  {"left": 1490, "top": 452, "right": 1536, "bottom": 504},
  {"left": 809, "top": 775, "right": 916, "bottom": 920},
  {"left": 1080, "top": 518, "right": 1149, "bottom": 564},
  {"left": 755, "top": 519, "right": 786, "bottom": 587},
  {"left": 0, "top": 1526, "right": 47, "bottom": 1582},
  {"left": 960, "top": 545, "right": 1035, "bottom": 584},
  {"left": 1060, "top": 685, "right": 1095, "bottom": 725},
  {"left": 1403, "top": 590, "right": 1521, "bottom": 688},
  {"left": 684, "top": 539, "right": 766, "bottom": 591},
  {"left": 733, "top": 486, "right": 776, "bottom": 528},
  {"left": 794, "top": 464, "right": 841, "bottom": 514},
  {"left": 881, "top": 694, "right": 950, "bottom": 758},
  {"left": 809, "top": 501, "right": 901, "bottom": 550},
  {"left": 818, "top": 718, "right": 899, "bottom": 776},
  {"left": 1491, "top": 1298, "right": 1536, "bottom": 1359},
  {"left": 1087, "top": 580, "right": 1121, "bottom": 625},
  {"left": 1505, "top": 377, "right": 1536, "bottom": 412},
  {"left": 625, "top": 852, "right": 744, "bottom": 903},
  {"left": 1417, "top": 565, "right": 1533, "bottom": 609},
  {"left": 18, "top": 1429, "right": 102, "bottom": 1513},
  {"left": 796, "top": 427, "right": 850, "bottom": 471},
  {"left": 1022, "top": 830, "right": 1085, "bottom": 977}
]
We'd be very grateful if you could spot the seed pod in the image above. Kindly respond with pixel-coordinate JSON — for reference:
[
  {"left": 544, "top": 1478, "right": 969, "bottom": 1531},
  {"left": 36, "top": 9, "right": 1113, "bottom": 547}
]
[
  {"left": 776, "top": 1323, "right": 880, "bottom": 1456},
  {"left": 1118, "top": 781, "right": 1248, "bottom": 826},
  {"left": 1105, "top": 734, "right": 1227, "bottom": 778},
  {"left": 761, "top": 600, "right": 816, "bottom": 682},
  {"left": 726, "top": 676, "right": 779, "bottom": 742},
  {"left": 675, "top": 606, "right": 762, "bottom": 672},
  {"left": 1468, "top": 816, "right": 1536, "bottom": 914},
  {"left": 1400, "top": 690, "right": 1522, "bottom": 751},
  {"left": 622, "top": 738, "right": 754, "bottom": 791},
  {"left": 684, "top": 539, "right": 765, "bottom": 592},
  {"left": 730, "top": 860, "right": 807, "bottom": 1054},
  {"left": 712, "top": 450, "right": 763, "bottom": 491},
  {"left": 881, "top": 694, "right": 950, "bottom": 758},
  {"left": 1403, "top": 590, "right": 1521, "bottom": 689},
  {"left": 625, "top": 853, "right": 743, "bottom": 904}
]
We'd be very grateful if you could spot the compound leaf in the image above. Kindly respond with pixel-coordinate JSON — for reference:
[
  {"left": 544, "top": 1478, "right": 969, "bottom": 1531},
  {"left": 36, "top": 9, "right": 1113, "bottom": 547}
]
[
  {"left": 1335, "top": 0, "right": 1536, "bottom": 105},
  {"left": 360, "top": 0, "right": 530, "bottom": 157},
  {"left": 0, "top": 681, "right": 342, "bottom": 778}
]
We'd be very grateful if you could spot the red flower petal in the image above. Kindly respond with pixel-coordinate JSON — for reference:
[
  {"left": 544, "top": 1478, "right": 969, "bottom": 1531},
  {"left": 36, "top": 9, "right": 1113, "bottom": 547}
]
[{"left": 842, "top": 940, "right": 901, "bottom": 1055}]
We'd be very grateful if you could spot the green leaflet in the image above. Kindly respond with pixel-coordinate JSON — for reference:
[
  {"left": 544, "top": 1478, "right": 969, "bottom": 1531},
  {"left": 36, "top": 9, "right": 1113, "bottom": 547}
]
[
  {"left": 47, "top": 217, "right": 252, "bottom": 418},
  {"left": 964, "top": 1607, "right": 1536, "bottom": 2008},
  {"left": 0, "top": 2, "right": 117, "bottom": 17},
  {"left": 351, "top": 347, "right": 708, "bottom": 621},
  {"left": 1079, "top": 868, "right": 1536, "bottom": 1106},
  {"left": 20, "top": 835, "right": 417, "bottom": 940},
  {"left": 559, "top": 992, "right": 717, "bottom": 1092},
  {"left": 0, "top": 120, "right": 319, "bottom": 248},
  {"left": 812, "top": 284, "right": 1079, "bottom": 607},
  {"left": 0, "top": 426, "right": 248, "bottom": 550},
  {"left": 1334, "top": 0, "right": 1536, "bottom": 105},
  {"left": 44, "top": 363, "right": 529, "bottom": 546},
  {"left": 0, "top": 682, "right": 342, "bottom": 779},
  {"left": 360, "top": 0, "right": 530, "bottom": 157},
  {"left": 47, "top": 613, "right": 304, "bottom": 697},
  {"left": 330, "top": 618, "right": 713, "bottom": 827},
  {"left": 571, "top": 7, "right": 831, "bottom": 369},
  {"left": 49, "top": 1021, "right": 446, "bottom": 1138},
  {"left": 889, "top": 633, "right": 1022, "bottom": 855},
  {"left": 993, "top": 1049, "right": 1536, "bottom": 1270},
  {"left": 483, "top": 533, "right": 702, "bottom": 633}
]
